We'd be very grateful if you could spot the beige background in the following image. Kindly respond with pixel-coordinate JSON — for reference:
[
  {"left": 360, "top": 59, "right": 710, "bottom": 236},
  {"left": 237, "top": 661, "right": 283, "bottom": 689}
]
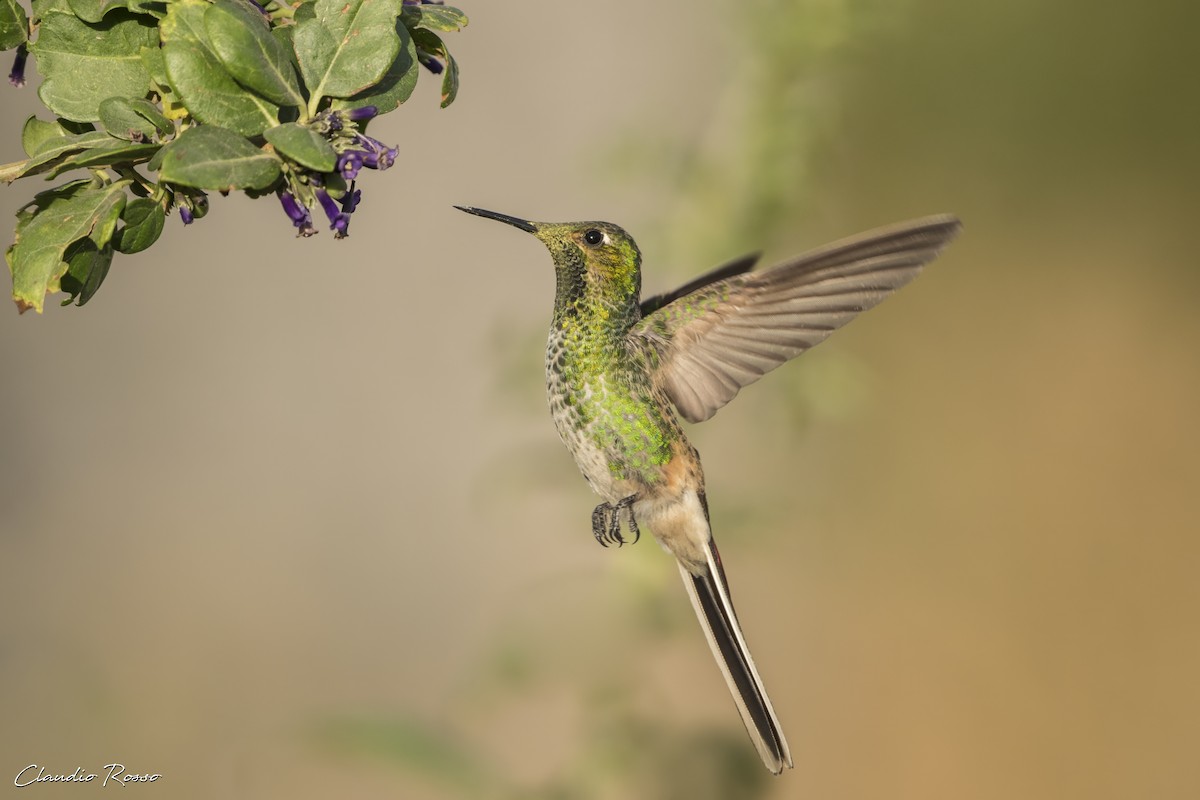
[{"left": 2, "top": 1, "right": 1198, "bottom": 798}]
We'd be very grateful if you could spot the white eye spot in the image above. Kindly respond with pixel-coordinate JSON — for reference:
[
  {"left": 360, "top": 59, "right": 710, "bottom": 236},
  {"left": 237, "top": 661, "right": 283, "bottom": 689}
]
[{"left": 584, "top": 229, "right": 606, "bottom": 246}]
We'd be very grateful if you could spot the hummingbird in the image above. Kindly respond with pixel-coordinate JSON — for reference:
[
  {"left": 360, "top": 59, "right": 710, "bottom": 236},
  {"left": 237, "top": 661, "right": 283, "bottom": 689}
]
[{"left": 457, "top": 206, "right": 961, "bottom": 774}]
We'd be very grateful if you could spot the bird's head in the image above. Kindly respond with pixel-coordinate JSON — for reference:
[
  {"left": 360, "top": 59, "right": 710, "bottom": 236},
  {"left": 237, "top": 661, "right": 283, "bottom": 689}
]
[{"left": 456, "top": 206, "right": 642, "bottom": 302}]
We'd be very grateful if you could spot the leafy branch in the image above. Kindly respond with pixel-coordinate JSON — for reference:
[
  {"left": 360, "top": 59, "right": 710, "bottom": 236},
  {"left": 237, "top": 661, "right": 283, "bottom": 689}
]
[{"left": 0, "top": 0, "right": 466, "bottom": 313}]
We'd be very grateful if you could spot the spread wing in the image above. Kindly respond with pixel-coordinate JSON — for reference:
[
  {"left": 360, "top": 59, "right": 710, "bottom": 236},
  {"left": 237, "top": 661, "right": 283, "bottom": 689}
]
[{"left": 630, "top": 215, "right": 962, "bottom": 423}]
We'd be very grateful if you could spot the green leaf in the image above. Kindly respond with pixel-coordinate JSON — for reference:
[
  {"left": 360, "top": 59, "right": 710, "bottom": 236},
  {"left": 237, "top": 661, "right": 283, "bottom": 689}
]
[
  {"left": 146, "top": 143, "right": 167, "bottom": 172},
  {"left": 129, "top": 97, "right": 174, "bottom": 136},
  {"left": 99, "top": 96, "right": 161, "bottom": 141},
  {"left": 439, "top": 54, "right": 459, "bottom": 108},
  {"left": 162, "top": 0, "right": 280, "bottom": 136},
  {"left": 6, "top": 180, "right": 129, "bottom": 313},
  {"left": 59, "top": 238, "right": 114, "bottom": 306},
  {"left": 58, "top": 119, "right": 97, "bottom": 135},
  {"left": 204, "top": 0, "right": 304, "bottom": 110},
  {"left": 142, "top": 44, "right": 189, "bottom": 122},
  {"left": 263, "top": 123, "right": 336, "bottom": 172},
  {"left": 158, "top": 125, "right": 282, "bottom": 191},
  {"left": 48, "top": 139, "right": 160, "bottom": 176},
  {"left": 126, "top": 0, "right": 167, "bottom": 17},
  {"left": 332, "top": 20, "right": 417, "bottom": 115},
  {"left": 412, "top": 28, "right": 458, "bottom": 108},
  {"left": 113, "top": 197, "right": 165, "bottom": 253},
  {"left": 32, "top": 130, "right": 112, "bottom": 157},
  {"left": 32, "top": 10, "right": 157, "bottom": 122},
  {"left": 399, "top": 4, "right": 467, "bottom": 32},
  {"left": 140, "top": 43, "right": 167, "bottom": 85},
  {"left": 271, "top": 24, "right": 295, "bottom": 59},
  {"left": 30, "top": 0, "right": 74, "bottom": 16},
  {"left": 294, "top": 0, "right": 404, "bottom": 107},
  {"left": 21, "top": 116, "right": 69, "bottom": 159},
  {"left": 162, "top": 40, "right": 277, "bottom": 136},
  {"left": 5, "top": 130, "right": 113, "bottom": 182},
  {"left": 0, "top": 0, "right": 28, "bottom": 49},
  {"left": 66, "top": 0, "right": 128, "bottom": 24}
]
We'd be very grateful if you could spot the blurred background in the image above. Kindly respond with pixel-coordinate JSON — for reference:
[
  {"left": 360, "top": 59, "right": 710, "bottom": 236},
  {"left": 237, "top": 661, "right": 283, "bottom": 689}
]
[{"left": 2, "top": 0, "right": 1199, "bottom": 798}]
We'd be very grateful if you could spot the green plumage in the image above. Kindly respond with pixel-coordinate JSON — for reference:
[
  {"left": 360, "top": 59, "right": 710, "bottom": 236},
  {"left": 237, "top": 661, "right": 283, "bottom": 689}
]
[{"left": 538, "top": 221, "right": 682, "bottom": 493}]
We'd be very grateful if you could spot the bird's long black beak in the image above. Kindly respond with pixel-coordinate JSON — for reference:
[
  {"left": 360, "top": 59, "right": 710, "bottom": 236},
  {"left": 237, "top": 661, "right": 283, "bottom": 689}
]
[{"left": 454, "top": 206, "right": 537, "bottom": 233}]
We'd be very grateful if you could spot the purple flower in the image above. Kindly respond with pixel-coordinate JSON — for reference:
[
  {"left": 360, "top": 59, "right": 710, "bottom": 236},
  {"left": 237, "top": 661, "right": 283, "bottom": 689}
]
[
  {"left": 333, "top": 134, "right": 398, "bottom": 179},
  {"left": 346, "top": 105, "right": 378, "bottom": 122},
  {"left": 9, "top": 44, "right": 28, "bottom": 88},
  {"left": 337, "top": 150, "right": 364, "bottom": 180},
  {"left": 279, "top": 191, "right": 306, "bottom": 224},
  {"left": 417, "top": 53, "right": 444, "bottom": 75},
  {"left": 353, "top": 134, "right": 398, "bottom": 170},
  {"left": 315, "top": 187, "right": 351, "bottom": 239},
  {"left": 361, "top": 149, "right": 394, "bottom": 170},
  {"left": 179, "top": 206, "right": 194, "bottom": 225},
  {"left": 278, "top": 190, "right": 317, "bottom": 237},
  {"left": 324, "top": 105, "right": 375, "bottom": 133}
]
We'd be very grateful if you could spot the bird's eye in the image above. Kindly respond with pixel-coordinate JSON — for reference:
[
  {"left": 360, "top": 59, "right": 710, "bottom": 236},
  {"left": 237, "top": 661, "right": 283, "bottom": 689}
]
[{"left": 584, "top": 229, "right": 604, "bottom": 246}]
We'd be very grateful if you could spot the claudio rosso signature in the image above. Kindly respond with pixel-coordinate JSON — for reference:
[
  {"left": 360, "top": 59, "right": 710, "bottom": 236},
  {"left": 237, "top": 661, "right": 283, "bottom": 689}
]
[{"left": 15, "top": 764, "right": 161, "bottom": 788}]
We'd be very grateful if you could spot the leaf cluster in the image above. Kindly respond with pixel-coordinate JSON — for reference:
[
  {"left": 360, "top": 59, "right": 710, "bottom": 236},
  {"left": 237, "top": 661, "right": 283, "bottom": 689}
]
[{"left": 0, "top": 0, "right": 467, "bottom": 312}]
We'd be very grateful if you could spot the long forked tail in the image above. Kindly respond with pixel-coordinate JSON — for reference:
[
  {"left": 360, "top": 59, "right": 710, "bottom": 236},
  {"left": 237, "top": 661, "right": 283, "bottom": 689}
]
[{"left": 678, "top": 534, "right": 793, "bottom": 774}]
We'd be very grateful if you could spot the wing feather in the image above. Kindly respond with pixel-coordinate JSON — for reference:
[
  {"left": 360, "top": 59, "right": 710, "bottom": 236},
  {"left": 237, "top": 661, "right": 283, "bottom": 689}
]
[{"left": 633, "top": 215, "right": 962, "bottom": 422}]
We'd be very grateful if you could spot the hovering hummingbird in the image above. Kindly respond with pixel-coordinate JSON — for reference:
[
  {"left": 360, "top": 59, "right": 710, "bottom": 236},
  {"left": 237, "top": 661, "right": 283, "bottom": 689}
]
[{"left": 457, "top": 206, "right": 961, "bottom": 774}]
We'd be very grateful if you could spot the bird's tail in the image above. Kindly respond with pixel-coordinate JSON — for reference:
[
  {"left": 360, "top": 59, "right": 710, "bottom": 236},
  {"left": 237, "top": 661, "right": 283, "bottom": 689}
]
[{"left": 678, "top": 531, "right": 793, "bottom": 774}]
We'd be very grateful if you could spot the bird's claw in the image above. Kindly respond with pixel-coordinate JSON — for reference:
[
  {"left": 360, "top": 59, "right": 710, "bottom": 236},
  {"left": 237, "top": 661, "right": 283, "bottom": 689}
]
[
  {"left": 591, "top": 495, "right": 640, "bottom": 548},
  {"left": 591, "top": 504, "right": 610, "bottom": 548}
]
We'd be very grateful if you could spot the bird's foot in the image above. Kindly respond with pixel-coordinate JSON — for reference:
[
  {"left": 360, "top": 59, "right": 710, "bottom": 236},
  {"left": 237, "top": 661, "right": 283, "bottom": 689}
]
[{"left": 591, "top": 495, "right": 640, "bottom": 548}]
